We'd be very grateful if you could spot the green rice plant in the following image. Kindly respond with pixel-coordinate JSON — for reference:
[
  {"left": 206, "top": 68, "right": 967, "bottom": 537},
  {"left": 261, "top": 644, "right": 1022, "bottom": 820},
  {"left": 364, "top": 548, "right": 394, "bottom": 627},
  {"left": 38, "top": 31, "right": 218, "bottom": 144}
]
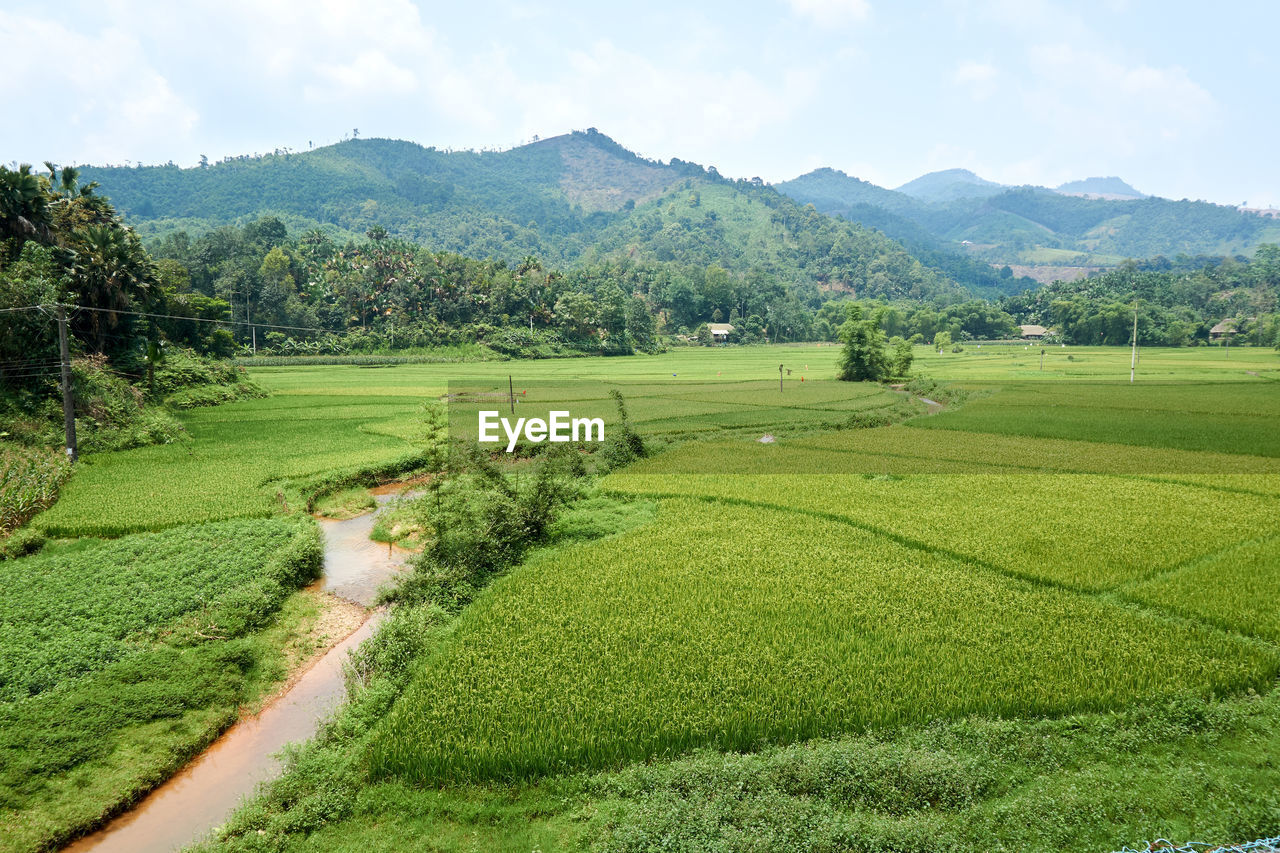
[
  {"left": 797, "top": 424, "right": 1280, "bottom": 479},
  {"left": 32, "top": 393, "right": 431, "bottom": 536},
  {"left": 911, "top": 381, "right": 1280, "bottom": 457},
  {"left": 1127, "top": 534, "right": 1280, "bottom": 642},
  {"left": 368, "top": 499, "right": 1275, "bottom": 784},
  {"left": 606, "top": 471, "right": 1278, "bottom": 592}
]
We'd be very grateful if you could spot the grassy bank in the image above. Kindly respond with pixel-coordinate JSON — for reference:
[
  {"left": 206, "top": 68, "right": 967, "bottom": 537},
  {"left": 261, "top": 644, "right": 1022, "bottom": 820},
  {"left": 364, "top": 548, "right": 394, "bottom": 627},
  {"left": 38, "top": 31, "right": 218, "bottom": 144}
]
[{"left": 0, "top": 518, "right": 325, "bottom": 852}]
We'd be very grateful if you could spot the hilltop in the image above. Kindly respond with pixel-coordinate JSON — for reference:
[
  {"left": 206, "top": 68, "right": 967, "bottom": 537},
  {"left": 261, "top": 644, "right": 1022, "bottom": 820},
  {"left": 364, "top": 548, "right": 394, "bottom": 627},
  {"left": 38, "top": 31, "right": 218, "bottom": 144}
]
[
  {"left": 1055, "top": 176, "right": 1146, "bottom": 200},
  {"left": 76, "top": 131, "right": 984, "bottom": 303},
  {"left": 895, "top": 168, "right": 1005, "bottom": 202}
]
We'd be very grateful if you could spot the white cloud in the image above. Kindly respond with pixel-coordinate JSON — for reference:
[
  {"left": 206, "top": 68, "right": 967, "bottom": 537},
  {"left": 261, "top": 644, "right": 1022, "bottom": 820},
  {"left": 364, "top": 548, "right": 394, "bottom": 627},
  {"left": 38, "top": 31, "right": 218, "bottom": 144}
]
[
  {"left": 786, "top": 0, "right": 871, "bottom": 26},
  {"left": 304, "top": 51, "right": 420, "bottom": 102},
  {"left": 497, "top": 39, "right": 822, "bottom": 162},
  {"left": 951, "top": 60, "right": 999, "bottom": 100},
  {"left": 953, "top": 61, "right": 997, "bottom": 84},
  {"left": 0, "top": 11, "right": 198, "bottom": 165},
  {"left": 1021, "top": 43, "right": 1216, "bottom": 157}
]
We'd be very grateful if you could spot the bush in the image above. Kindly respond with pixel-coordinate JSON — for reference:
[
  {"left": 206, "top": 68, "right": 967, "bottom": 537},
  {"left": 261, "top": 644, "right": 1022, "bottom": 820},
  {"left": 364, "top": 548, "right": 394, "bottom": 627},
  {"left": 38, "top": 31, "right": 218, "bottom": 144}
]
[
  {"left": 393, "top": 445, "right": 587, "bottom": 612},
  {"left": 598, "top": 389, "right": 648, "bottom": 471}
]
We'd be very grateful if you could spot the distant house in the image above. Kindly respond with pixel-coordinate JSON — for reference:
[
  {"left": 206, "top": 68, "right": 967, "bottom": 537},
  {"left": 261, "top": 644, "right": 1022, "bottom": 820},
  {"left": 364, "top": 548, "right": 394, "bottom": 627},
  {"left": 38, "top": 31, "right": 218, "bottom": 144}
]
[
  {"left": 1209, "top": 319, "right": 1238, "bottom": 340},
  {"left": 708, "top": 323, "right": 734, "bottom": 343},
  {"left": 1019, "top": 324, "right": 1048, "bottom": 340}
]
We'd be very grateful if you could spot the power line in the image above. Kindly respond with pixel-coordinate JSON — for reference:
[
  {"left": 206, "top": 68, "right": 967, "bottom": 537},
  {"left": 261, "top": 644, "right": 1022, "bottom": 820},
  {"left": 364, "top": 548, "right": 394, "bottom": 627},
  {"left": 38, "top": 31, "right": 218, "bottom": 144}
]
[
  {"left": 65, "top": 303, "right": 341, "bottom": 335},
  {"left": 4, "top": 301, "right": 344, "bottom": 336},
  {"left": 0, "top": 368, "right": 65, "bottom": 380}
]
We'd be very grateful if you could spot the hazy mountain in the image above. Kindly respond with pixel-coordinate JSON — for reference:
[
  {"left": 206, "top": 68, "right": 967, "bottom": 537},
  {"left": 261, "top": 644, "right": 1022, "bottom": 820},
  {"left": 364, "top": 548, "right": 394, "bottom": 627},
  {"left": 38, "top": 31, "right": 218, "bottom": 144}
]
[
  {"left": 1055, "top": 176, "right": 1146, "bottom": 200},
  {"left": 894, "top": 168, "right": 1006, "bottom": 202},
  {"left": 779, "top": 168, "right": 1280, "bottom": 268}
]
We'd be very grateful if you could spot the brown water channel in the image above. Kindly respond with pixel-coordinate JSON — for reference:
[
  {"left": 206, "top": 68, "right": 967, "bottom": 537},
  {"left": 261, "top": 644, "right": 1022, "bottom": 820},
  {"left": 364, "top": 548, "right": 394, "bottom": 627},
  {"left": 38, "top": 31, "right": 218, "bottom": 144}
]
[{"left": 64, "top": 495, "right": 412, "bottom": 853}]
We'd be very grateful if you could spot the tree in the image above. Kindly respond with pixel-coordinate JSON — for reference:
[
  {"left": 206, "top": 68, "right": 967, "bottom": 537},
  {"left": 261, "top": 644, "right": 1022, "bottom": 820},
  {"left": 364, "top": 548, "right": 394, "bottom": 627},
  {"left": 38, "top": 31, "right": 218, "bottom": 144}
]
[
  {"left": 889, "top": 336, "right": 914, "bottom": 377},
  {"left": 626, "top": 296, "right": 658, "bottom": 352},
  {"left": 837, "top": 305, "right": 889, "bottom": 382},
  {"left": 933, "top": 330, "right": 952, "bottom": 352}
]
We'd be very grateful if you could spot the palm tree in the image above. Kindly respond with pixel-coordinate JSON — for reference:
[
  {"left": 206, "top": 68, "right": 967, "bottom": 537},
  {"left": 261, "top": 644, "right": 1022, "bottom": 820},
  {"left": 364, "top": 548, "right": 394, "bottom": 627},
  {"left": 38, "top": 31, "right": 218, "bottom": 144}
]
[
  {"left": 0, "top": 164, "right": 54, "bottom": 250},
  {"left": 69, "top": 224, "right": 155, "bottom": 353}
]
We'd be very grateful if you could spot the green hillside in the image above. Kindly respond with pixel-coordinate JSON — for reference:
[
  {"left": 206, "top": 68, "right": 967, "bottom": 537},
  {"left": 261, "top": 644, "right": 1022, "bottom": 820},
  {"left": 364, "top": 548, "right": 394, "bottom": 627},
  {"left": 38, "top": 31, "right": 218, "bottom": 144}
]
[
  {"left": 76, "top": 131, "right": 972, "bottom": 306},
  {"left": 78, "top": 130, "right": 697, "bottom": 262}
]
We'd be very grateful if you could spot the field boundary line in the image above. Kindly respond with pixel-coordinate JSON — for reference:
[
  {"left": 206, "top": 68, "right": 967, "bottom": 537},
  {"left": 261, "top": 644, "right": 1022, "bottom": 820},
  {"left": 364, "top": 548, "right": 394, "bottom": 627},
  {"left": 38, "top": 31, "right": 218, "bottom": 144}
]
[
  {"left": 1112, "top": 530, "right": 1280, "bottom": 596},
  {"left": 792, "top": 430, "right": 1280, "bottom": 499},
  {"left": 606, "top": 488, "right": 1280, "bottom": 662}
]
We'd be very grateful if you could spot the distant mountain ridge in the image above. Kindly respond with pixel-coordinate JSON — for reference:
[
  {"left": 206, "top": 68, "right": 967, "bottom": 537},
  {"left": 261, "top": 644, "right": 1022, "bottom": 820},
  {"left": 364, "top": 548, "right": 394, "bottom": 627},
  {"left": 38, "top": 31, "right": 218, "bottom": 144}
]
[
  {"left": 73, "top": 131, "right": 1279, "bottom": 301},
  {"left": 778, "top": 166, "right": 1279, "bottom": 268},
  {"left": 77, "top": 130, "right": 1000, "bottom": 305}
]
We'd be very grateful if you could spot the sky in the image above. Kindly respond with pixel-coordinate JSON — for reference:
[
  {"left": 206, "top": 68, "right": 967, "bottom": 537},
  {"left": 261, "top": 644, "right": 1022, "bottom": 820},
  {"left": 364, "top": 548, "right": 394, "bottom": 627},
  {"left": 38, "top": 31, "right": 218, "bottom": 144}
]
[{"left": 3, "top": 0, "right": 1277, "bottom": 207}]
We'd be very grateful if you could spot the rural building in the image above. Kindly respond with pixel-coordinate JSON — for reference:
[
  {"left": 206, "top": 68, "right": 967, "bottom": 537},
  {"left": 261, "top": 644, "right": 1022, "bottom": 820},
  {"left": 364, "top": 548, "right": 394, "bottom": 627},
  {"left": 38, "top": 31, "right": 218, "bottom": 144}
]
[
  {"left": 708, "top": 323, "right": 734, "bottom": 343},
  {"left": 1210, "top": 319, "right": 1239, "bottom": 340},
  {"left": 1019, "top": 324, "right": 1048, "bottom": 340}
]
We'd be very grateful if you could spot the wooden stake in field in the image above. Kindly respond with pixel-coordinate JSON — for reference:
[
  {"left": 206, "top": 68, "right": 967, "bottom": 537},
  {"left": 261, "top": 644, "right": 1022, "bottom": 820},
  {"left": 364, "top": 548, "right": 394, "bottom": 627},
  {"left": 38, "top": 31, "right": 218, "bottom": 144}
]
[
  {"left": 508, "top": 375, "right": 515, "bottom": 414},
  {"left": 1040, "top": 348, "right": 1045, "bottom": 371},
  {"left": 779, "top": 363, "right": 784, "bottom": 393}
]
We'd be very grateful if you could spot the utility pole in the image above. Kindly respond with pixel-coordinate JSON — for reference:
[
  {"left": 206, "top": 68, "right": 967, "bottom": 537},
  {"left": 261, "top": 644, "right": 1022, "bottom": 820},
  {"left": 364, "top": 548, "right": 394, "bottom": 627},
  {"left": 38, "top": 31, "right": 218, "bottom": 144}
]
[
  {"left": 779, "top": 363, "right": 784, "bottom": 393},
  {"left": 56, "top": 305, "right": 78, "bottom": 462},
  {"left": 1040, "top": 348, "right": 1045, "bottom": 371},
  {"left": 1129, "top": 307, "right": 1138, "bottom": 384},
  {"left": 243, "top": 290, "right": 256, "bottom": 354},
  {"left": 508, "top": 375, "right": 515, "bottom": 414}
]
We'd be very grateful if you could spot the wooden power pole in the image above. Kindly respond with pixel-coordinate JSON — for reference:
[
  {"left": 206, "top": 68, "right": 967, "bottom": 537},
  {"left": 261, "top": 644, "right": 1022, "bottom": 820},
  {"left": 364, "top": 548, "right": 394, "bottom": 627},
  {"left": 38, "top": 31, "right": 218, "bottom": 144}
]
[
  {"left": 1129, "top": 307, "right": 1138, "bottom": 384},
  {"left": 56, "top": 305, "right": 78, "bottom": 462}
]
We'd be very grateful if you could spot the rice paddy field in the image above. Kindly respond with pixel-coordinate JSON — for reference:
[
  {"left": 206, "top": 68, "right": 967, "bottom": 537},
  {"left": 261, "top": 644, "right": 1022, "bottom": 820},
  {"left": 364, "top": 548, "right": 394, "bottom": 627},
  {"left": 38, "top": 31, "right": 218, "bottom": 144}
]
[
  {"left": 368, "top": 351, "right": 1280, "bottom": 787},
  {"left": 13, "top": 342, "right": 1280, "bottom": 852}
]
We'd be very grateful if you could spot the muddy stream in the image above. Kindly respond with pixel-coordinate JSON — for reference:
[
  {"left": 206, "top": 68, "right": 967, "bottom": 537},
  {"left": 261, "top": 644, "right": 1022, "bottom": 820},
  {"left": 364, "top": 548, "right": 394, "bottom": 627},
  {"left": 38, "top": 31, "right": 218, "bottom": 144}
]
[{"left": 64, "top": 493, "right": 413, "bottom": 853}]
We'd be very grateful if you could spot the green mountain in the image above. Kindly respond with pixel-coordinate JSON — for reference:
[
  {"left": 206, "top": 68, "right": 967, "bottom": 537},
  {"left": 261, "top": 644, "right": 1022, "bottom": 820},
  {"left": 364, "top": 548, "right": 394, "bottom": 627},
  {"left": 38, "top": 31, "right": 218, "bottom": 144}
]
[
  {"left": 1055, "top": 176, "right": 1146, "bottom": 200},
  {"left": 774, "top": 169, "right": 1034, "bottom": 296},
  {"left": 895, "top": 168, "right": 1005, "bottom": 202},
  {"left": 778, "top": 168, "right": 1280, "bottom": 269},
  {"left": 77, "top": 131, "right": 972, "bottom": 305}
]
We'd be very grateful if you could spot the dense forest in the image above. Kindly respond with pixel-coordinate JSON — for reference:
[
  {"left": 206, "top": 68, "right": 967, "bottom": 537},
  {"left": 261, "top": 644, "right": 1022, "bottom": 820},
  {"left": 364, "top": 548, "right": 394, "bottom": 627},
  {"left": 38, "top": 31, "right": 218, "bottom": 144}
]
[
  {"left": 779, "top": 167, "right": 1280, "bottom": 267},
  {"left": 1000, "top": 249, "right": 1280, "bottom": 347},
  {"left": 76, "top": 132, "right": 988, "bottom": 302}
]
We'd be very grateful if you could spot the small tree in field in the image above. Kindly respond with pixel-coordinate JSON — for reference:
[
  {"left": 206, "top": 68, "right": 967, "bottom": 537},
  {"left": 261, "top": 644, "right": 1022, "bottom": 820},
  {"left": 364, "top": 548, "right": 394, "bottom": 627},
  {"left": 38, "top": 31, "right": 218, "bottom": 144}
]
[
  {"left": 837, "top": 306, "right": 889, "bottom": 382},
  {"left": 889, "top": 336, "right": 913, "bottom": 378},
  {"left": 933, "top": 330, "right": 952, "bottom": 352}
]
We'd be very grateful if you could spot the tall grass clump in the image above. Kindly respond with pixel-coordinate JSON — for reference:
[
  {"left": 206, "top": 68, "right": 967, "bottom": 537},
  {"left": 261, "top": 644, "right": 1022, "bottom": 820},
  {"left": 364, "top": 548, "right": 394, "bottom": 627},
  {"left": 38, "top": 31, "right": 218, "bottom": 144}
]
[{"left": 0, "top": 445, "right": 71, "bottom": 536}]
